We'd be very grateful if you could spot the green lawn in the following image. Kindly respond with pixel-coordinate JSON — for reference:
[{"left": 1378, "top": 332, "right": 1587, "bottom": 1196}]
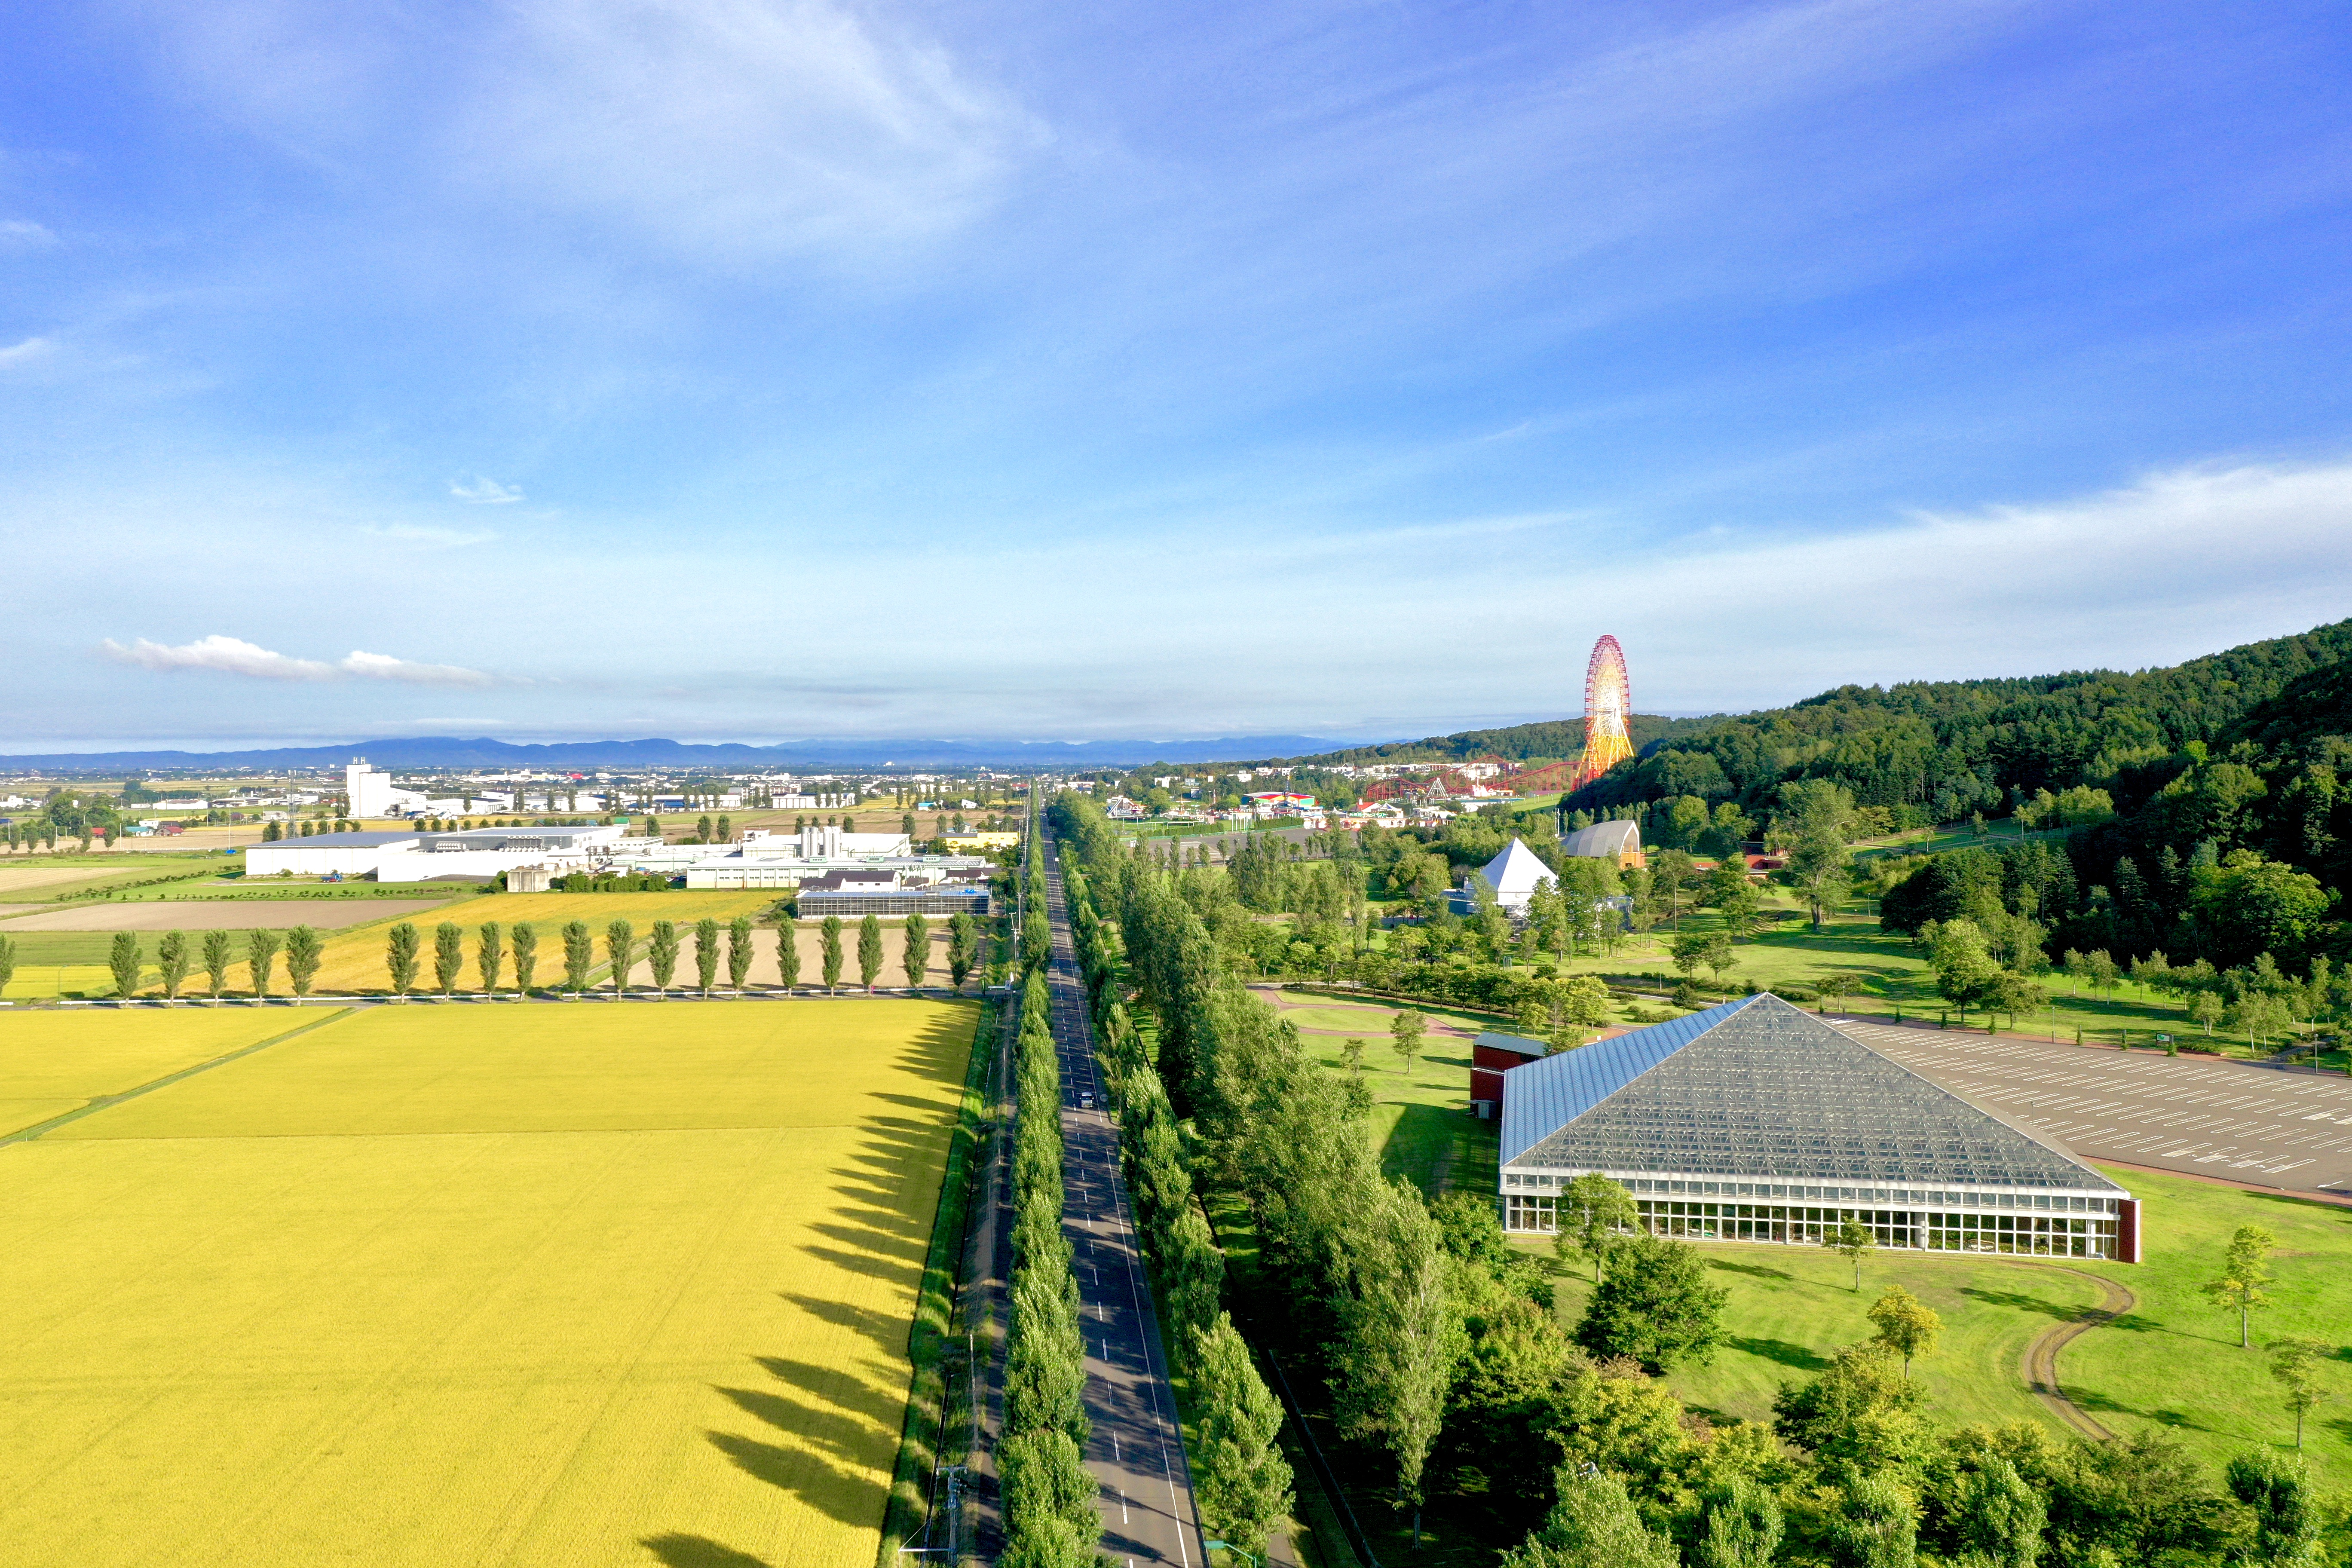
[
  {"left": 2067, "top": 1165, "right": 2352, "bottom": 1476},
  {"left": 1542, "top": 1240, "right": 2104, "bottom": 1435},
  {"left": 1261, "top": 987, "right": 1500, "bottom": 1196}
]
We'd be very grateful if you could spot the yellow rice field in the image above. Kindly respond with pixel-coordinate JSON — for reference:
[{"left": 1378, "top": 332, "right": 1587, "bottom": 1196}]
[
  {"left": 0, "top": 1008, "right": 305, "bottom": 1134},
  {"left": 306, "top": 891, "right": 782, "bottom": 993},
  {"left": 0, "top": 998, "right": 974, "bottom": 1568}
]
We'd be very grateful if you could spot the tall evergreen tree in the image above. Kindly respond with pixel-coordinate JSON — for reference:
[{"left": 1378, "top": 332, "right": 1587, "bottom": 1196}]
[
  {"left": 202, "top": 929, "right": 236, "bottom": 1000},
  {"left": 109, "top": 931, "right": 144, "bottom": 998},
  {"left": 647, "top": 919, "right": 680, "bottom": 993},
  {"left": 560, "top": 921, "right": 594, "bottom": 992},
  {"left": 156, "top": 930, "right": 192, "bottom": 1000},
  {"left": 475, "top": 922, "right": 504, "bottom": 994},
  {"left": 857, "top": 913, "right": 885, "bottom": 991},
  {"left": 693, "top": 918, "right": 721, "bottom": 993},
  {"left": 820, "top": 916, "right": 845, "bottom": 992},
  {"left": 285, "top": 926, "right": 324, "bottom": 996},
  {"left": 386, "top": 922, "right": 421, "bottom": 997},
  {"left": 900, "top": 913, "right": 929, "bottom": 990},
  {"left": 246, "top": 929, "right": 281, "bottom": 997},
  {"left": 433, "top": 922, "right": 465, "bottom": 995},
  {"left": 510, "top": 922, "right": 539, "bottom": 995},
  {"left": 726, "top": 915, "right": 755, "bottom": 989},
  {"left": 605, "top": 920, "right": 635, "bottom": 995}
]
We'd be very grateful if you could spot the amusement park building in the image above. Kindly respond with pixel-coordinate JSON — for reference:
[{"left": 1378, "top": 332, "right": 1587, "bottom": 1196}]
[
  {"left": 1559, "top": 818, "right": 1644, "bottom": 867},
  {"left": 1498, "top": 994, "right": 2138, "bottom": 1262}
]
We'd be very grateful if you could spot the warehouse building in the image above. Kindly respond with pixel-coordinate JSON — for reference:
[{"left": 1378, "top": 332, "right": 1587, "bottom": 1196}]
[{"left": 1498, "top": 993, "right": 2138, "bottom": 1261}]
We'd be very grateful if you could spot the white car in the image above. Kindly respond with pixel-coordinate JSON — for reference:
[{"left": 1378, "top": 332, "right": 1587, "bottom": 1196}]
[{"left": 1079, "top": 1092, "right": 1095, "bottom": 1110}]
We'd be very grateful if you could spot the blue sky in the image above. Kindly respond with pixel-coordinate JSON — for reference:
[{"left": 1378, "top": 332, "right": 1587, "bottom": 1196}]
[{"left": 4, "top": 0, "right": 2349, "bottom": 748}]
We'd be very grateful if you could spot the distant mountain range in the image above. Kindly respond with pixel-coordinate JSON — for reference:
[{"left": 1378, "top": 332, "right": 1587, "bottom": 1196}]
[{"left": 0, "top": 733, "right": 1397, "bottom": 773}]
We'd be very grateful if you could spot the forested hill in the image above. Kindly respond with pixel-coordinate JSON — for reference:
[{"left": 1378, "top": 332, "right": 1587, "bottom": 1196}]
[
  {"left": 1295, "top": 712, "right": 1714, "bottom": 766},
  {"left": 1566, "top": 618, "right": 2352, "bottom": 821}
]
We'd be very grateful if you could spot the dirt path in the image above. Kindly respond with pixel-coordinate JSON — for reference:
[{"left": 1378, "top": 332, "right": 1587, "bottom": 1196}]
[{"left": 2021, "top": 1267, "right": 2137, "bottom": 1440}]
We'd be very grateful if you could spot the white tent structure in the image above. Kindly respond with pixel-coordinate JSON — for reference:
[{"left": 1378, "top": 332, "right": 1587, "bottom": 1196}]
[{"left": 1474, "top": 837, "right": 1558, "bottom": 912}]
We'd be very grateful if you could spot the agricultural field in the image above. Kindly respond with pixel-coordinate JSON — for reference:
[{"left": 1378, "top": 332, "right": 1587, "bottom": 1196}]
[
  {"left": 0, "top": 897, "right": 449, "bottom": 931},
  {"left": 0, "top": 998, "right": 975, "bottom": 1568},
  {"left": 0, "top": 1008, "right": 308, "bottom": 1136}
]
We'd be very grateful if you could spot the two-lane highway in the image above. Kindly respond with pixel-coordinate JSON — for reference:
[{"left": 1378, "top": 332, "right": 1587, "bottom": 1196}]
[{"left": 1042, "top": 841, "right": 1204, "bottom": 1566}]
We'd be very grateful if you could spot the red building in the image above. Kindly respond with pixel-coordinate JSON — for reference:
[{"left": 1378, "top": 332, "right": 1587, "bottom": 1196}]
[{"left": 1469, "top": 1029, "right": 1548, "bottom": 1118}]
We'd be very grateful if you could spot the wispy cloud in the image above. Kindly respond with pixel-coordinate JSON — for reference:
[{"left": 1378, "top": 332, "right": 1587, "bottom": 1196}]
[
  {"left": 0, "top": 220, "right": 56, "bottom": 249},
  {"left": 0, "top": 337, "right": 55, "bottom": 367},
  {"left": 101, "top": 635, "right": 496, "bottom": 688},
  {"left": 449, "top": 476, "right": 523, "bottom": 505}
]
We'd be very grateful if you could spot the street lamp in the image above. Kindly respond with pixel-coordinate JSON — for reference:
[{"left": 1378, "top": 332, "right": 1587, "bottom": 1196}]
[{"left": 1203, "top": 1543, "right": 1257, "bottom": 1568}]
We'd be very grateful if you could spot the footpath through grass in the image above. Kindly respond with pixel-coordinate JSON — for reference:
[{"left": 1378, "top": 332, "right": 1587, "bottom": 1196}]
[{"left": 0, "top": 999, "right": 974, "bottom": 1568}]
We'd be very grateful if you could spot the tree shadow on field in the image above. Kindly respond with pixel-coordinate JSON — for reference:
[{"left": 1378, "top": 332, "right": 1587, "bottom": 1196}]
[
  {"left": 1709, "top": 1260, "right": 1795, "bottom": 1280},
  {"left": 1960, "top": 1286, "right": 2078, "bottom": 1319},
  {"left": 702, "top": 1340, "right": 904, "bottom": 1529},
  {"left": 2069, "top": 1387, "right": 2208, "bottom": 1430},
  {"left": 1728, "top": 1336, "right": 1828, "bottom": 1371},
  {"left": 641, "top": 1533, "right": 774, "bottom": 1568}
]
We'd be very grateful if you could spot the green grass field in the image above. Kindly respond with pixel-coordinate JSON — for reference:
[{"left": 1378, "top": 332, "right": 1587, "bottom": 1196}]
[
  {"left": 2067, "top": 1166, "right": 2352, "bottom": 1474},
  {"left": 0, "top": 999, "right": 974, "bottom": 1567}
]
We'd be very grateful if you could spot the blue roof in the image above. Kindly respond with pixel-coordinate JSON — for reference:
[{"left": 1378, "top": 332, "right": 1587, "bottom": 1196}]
[{"left": 1500, "top": 994, "right": 1757, "bottom": 1165}]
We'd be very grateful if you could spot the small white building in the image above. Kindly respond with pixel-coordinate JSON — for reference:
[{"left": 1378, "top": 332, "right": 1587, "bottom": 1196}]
[{"left": 1471, "top": 838, "right": 1558, "bottom": 913}]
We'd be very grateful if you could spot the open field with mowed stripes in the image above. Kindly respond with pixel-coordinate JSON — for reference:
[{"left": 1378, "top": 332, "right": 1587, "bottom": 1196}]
[{"left": 0, "top": 999, "right": 974, "bottom": 1568}]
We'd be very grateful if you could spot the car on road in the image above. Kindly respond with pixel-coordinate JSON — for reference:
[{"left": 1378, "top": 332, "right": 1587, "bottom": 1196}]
[{"left": 1079, "top": 1091, "right": 1094, "bottom": 1110}]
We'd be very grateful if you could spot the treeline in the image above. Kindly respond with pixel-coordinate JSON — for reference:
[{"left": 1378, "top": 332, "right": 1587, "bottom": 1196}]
[
  {"left": 997, "top": 967, "right": 1099, "bottom": 1566},
  {"left": 1054, "top": 788, "right": 2338, "bottom": 1567},
  {"left": 1291, "top": 713, "right": 1715, "bottom": 767},
  {"left": 1063, "top": 855, "right": 1293, "bottom": 1559}
]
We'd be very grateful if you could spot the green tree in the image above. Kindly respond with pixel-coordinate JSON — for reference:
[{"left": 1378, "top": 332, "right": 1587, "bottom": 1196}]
[
  {"left": 476, "top": 922, "right": 504, "bottom": 994},
  {"left": 1931, "top": 919, "right": 1998, "bottom": 1019},
  {"left": 1827, "top": 1217, "right": 1877, "bottom": 1290},
  {"left": 2230, "top": 989, "right": 2294, "bottom": 1050},
  {"left": 692, "top": 917, "right": 721, "bottom": 993},
  {"left": 774, "top": 911, "right": 802, "bottom": 989},
  {"left": 433, "top": 922, "right": 464, "bottom": 995},
  {"left": 820, "top": 915, "right": 845, "bottom": 992},
  {"left": 2190, "top": 988, "right": 2225, "bottom": 1035},
  {"left": 1553, "top": 1172, "right": 1638, "bottom": 1284},
  {"left": 946, "top": 913, "right": 976, "bottom": 992},
  {"left": 1701, "top": 931, "right": 1737, "bottom": 986},
  {"left": 857, "top": 913, "right": 885, "bottom": 991},
  {"left": 998, "top": 1427, "right": 1100, "bottom": 1567},
  {"left": 202, "top": 929, "right": 236, "bottom": 1000},
  {"left": 246, "top": 928, "right": 281, "bottom": 997},
  {"left": 1390, "top": 1007, "right": 1427, "bottom": 1075},
  {"left": 386, "top": 922, "right": 421, "bottom": 997},
  {"left": 1671, "top": 930, "right": 1712, "bottom": 982},
  {"left": 285, "top": 925, "right": 324, "bottom": 996},
  {"left": 0, "top": 934, "right": 14, "bottom": 1001},
  {"left": 561, "top": 920, "right": 594, "bottom": 992},
  {"left": 2204, "top": 1223, "right": 2275, "bottom": 1348},
  {"left": 511, "top": 922, "right": 538, "bottom": 995},
  {"left": 1501, "top": 1466, "right": 1680, "bottom": 1568},
  {"left": 1574, "top": 1233, "right": 1728, "bottom": 1371},
  {"left": 1190, "top": 1314, "right": 1294, "bottom": 1561},
  {"left": 605, "top": 919, "right": 634, "bottom": 994},
  {"left": 1787, "top": 815, "right": 1853, "bottom": 930},
  {"left": 1330, "top": 1178, "right": 1460, "bottom": 1517},
  {"left": 1866, "top": 1284, "right": 1942, "bottom": 1377},
  {"left": 725, "top": 915, "right": 754, "bottom": 989},
  {"left": 2265, "top": 1338, "right": 2331, "bottom": 1451},
  {"left": 1341, "top": 1037, "right": 1366, "bottom": 1073},
  {"left": 2223, "top": 1447, "right": 2322, "bottom": 1567},
  {"left": 109, "top": 930, "right": 143, "bottom": 998},
  {"left": 1773, "top": 1344, "right": 1928, "bottom": 1470},
  {"left": 646, "top": 919, "right": 680, "bottom": 993},
  {"left": 900, "top": 913, "right": 930, "bottom": 990},
  {"left": 1825, "top": 1470, "right": 1917, "bottom": 1568},
  {"left": 1695, "top": 1474, "right": 1783, "bottom": 1568},
  {"left": 156, "top": 930, "right": 192, "bottom": 1000},
  {"left": 1951, "top": 1456, "right": 2044, "bottom": 1568}
]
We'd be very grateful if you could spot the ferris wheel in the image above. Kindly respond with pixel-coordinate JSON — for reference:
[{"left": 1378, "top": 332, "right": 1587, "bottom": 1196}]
[{"left": 1570, "top": 635, "right": 1633, "bottom": 789}]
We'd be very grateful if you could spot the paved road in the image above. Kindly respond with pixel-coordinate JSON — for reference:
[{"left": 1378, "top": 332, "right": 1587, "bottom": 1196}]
[
  {"left": 1838, "top": 1017, "right": 2352, "bottom": 1197},
  {"left": 1042, "top": 842, "right": 1205, "bottom": 1567}
]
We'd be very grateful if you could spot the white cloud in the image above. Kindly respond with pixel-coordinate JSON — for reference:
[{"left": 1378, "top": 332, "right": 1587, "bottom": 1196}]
[
  {"left": 101, "top": 635, "right": 495, "bottom": 688},
  {"left": 0, "top": 337, "right": 55, "bottom": 367},
  {"left": 449, "top": 476, "right": 523, "bottom": 505},
  {"left": 340, "top": 650, "right": 497, "bottom": 688},
  {"left": 0, "top": 220, "right": 56, "bottom": 249}
]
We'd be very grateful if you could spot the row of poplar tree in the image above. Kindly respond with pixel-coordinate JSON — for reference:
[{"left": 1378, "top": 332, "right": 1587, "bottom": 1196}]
[{"left": 370, "top": 911, "right": 989, "bottom": 995}]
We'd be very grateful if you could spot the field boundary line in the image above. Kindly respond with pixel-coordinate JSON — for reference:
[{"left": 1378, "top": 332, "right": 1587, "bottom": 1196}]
[{"left": 0, "top": 1008, "right": 358, "bottom": 1146}]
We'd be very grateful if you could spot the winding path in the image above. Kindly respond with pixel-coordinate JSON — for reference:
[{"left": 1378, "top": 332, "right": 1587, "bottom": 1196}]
[{"left": 2019, "top": 1267, "right": 2137, "bottom": 1440}]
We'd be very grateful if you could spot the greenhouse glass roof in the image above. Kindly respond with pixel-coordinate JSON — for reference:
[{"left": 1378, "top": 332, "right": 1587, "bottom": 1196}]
[{"left": 1500, "top": 993, "right": 2119, "bottom": 1192}]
